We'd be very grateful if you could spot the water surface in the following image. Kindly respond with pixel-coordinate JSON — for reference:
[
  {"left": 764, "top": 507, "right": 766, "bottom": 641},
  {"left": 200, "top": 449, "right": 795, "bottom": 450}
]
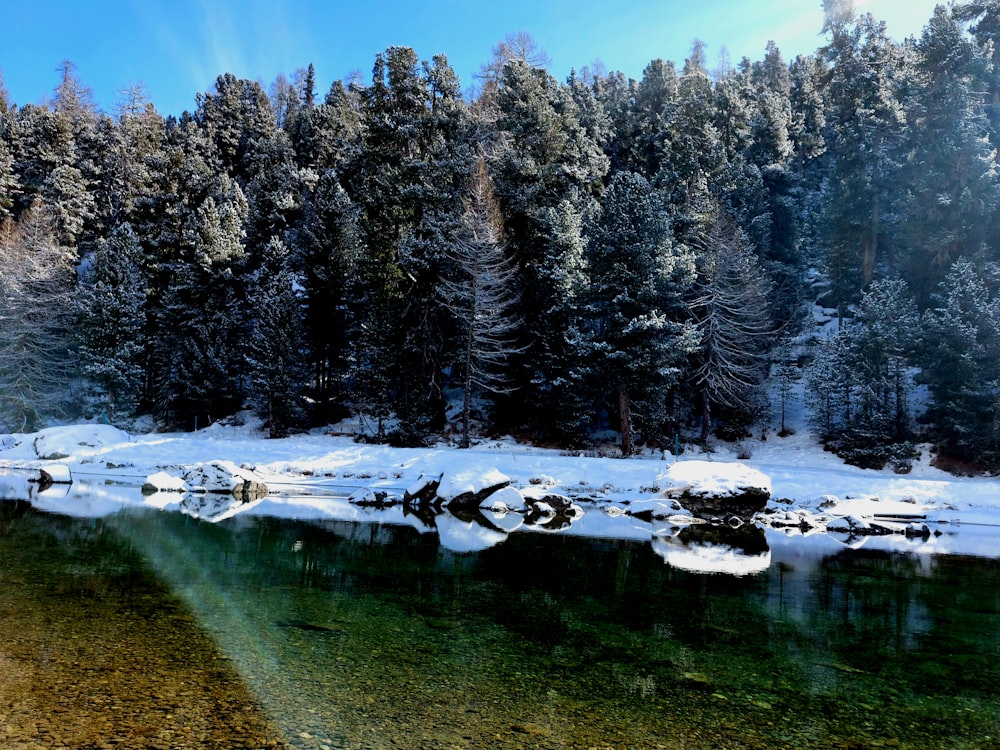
[{"left": 1, "top": 497, "right": 998, "bottom": 749}]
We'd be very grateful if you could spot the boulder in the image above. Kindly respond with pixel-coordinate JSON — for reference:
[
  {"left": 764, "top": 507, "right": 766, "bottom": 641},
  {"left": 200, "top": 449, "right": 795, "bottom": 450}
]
[
  {"left": 182, "top": 460, "right": 268, "bottom": 501},
  {"left": 437, "top": 468, "right": 511, "bottom": 509},
  {"left": 403, "top": 473, "right": 442, "bottom": 505}
]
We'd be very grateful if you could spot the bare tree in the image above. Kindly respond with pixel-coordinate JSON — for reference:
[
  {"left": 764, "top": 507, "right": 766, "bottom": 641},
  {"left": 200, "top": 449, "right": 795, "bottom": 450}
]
[
  {"left": 440, "top": 156, "right": 521, "bottom": 447},
  {"left": 691, "top": 213, "right": 773, "bottom": 444},
  {"left": 0, "top": 204, "right": 80, "bottom": 430},
  {"left": 475, "top": 32, "right": 551, "bottom": 95}
]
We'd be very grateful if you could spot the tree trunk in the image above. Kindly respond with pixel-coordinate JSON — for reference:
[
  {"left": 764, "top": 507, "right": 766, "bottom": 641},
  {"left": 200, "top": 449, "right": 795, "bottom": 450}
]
[
  {"left": 700, "top": 391, "right": 712, "bottom": 446},
  {"left": 619, "top": 382, "right": 633, "bottom": 457},
  {"left": 460, "top": 317, "right": 475, "bottom": 449}
]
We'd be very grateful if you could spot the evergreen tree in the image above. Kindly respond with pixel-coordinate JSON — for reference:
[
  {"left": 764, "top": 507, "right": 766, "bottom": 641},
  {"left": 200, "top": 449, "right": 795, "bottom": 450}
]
[
  {"left": 248, "top": 236, "right": 307, "bottom": 438},
  {"left": 152, "top": 177, "right": 249, "bottom": 429},
  {"left": 581, "top": 171, "right": 697, "bottom": 454},
  {"left": 922, "top": 258, "right": 1000, "bottom": 467},
  {"left": 818, "top": 7, "right": 907, "bottom": 303},
  {"left": 299, "top": 170, "right": 360, "bottom": 422},
  {"left": 78, "top": 223, "right": 146, "bottom": 423},
  {"left": 490, "top": 58, "right": 608, "bottom": 442},
  {"left": 806, "top": 278, "right": 919, "bottom": 466},
  {"left": 898, "top": 5, "right": 1000, "bottom": 304}
]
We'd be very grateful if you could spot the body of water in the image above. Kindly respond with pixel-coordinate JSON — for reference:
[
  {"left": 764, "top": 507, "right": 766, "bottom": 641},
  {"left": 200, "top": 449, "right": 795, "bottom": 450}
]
[{"left": 1, "top": 495, "right": 998, "bottom": 749}]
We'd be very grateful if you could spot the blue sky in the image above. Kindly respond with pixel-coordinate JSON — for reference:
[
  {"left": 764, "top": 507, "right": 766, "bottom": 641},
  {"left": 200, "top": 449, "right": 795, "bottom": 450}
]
[{"left": 2, "top": 0, "right": 943, "bottom": 117}]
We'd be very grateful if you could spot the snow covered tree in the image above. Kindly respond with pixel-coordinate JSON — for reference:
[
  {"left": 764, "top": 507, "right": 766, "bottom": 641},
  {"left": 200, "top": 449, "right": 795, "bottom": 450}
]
[
  {"left": 581, "top": 171, "right": 697, "bottom": 454},
  {"left": 78, "top": 223, "right": 146, "bottom": 423},
  {"left": 818, "top": 7, "right": 907, "bottom": 302},
  {"left": 299, "top": 170, "right": 360, "bottom": 421},
  {"left": 490, "top": 58, "right": 608, "bottom": 442},
  {"left": 0, "top": 204, "right": 80, "bottom": 430},
  {"left": 806, "top": 278, "right": 919, "bottom": 467},
  {"left": 248, "top": 236, "right": 307, "bottom": 438},
  {"left": 441, "top": 156, "right": 520, "bottom": 447},
  {"left": 922, "top": 259, "right": 1000, "bottom": 467},
  {"left": 897, "top": 5, "right": 1000, "bottom": 305},
  {"left": 152, "top": 177, "right": 249, "bottom": 429},
  {"left": 690, "top": 212, "right": 773, "bottom": 444}
]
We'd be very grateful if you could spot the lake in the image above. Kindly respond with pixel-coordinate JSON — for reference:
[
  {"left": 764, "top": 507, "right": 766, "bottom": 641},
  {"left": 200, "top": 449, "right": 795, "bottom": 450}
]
[{"left": 1, "top": 492, "right": 998, "bottom": 749}]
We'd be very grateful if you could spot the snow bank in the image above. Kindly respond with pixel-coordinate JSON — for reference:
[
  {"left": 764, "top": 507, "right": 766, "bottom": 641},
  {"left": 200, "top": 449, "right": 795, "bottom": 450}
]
[{"left": 32, "top": 424, "right": 131, "bottom": 460}]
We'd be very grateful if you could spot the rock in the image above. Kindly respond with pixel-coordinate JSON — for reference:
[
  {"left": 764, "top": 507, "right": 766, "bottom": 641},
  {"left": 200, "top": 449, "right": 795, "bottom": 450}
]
[
  {"left": 403, "top": 473, "right": 442, "bottom": 505},
  {"left": 349, "top": 489, "right": 396, "bottom": 507},
  {"left": 827, "top": 514, "right": 871, "bottom": 533},
  {"left": 182, "top": 460, "right": 268, "bottom": 501},
  {"left": 479, "top": 486, "right": 529, "bottom": 513},
  {"left": 524, "top": 492, "right": 574, "bottom": 514},
  {"left": 437, "top": 468, "right": 511, "bottom": 509},
  {"left": 141, "top": 471, "right": 187, "bottom": 495},
  {"left": 678, "top": 487, "right": 770, "bottom": 520}
]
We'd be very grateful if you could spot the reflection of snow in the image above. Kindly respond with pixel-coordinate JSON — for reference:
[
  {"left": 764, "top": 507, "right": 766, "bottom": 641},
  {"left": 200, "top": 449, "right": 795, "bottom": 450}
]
[
  {"left": 652, "top": 535, "right": 771, "bottom": 576},
  {"left": 436, "top": 513, "right": 507, "bottom": 552}
]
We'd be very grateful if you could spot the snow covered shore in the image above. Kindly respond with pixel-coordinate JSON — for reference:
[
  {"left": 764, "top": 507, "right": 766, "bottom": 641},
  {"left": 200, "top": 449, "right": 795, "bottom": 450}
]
[{"left": 1, "top": 420, "right": 999, "bottom": 567}]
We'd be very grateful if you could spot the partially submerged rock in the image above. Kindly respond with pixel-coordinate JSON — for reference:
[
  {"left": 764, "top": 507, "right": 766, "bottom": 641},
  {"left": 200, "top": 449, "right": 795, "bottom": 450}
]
[
  {"left": 436, "top": 468, "right": 511, "bottom": 509},
  {"left": 660, "top": 460, "right": 771, "bottom": 520},
  {"left": 141, "top": 471, "right": 188, "bottom": 495},
  {"left": 403, "top": 473, "right": 442, "bottom": 505},
  {"left": 182, "top": 460, "right": 268, "bottom": 502}
]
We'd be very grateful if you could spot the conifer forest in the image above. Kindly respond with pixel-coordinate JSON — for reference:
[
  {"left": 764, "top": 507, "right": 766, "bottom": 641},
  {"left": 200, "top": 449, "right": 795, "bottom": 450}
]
[{"left": 3, "top": 4, "right": 1000, "bottom": 472}]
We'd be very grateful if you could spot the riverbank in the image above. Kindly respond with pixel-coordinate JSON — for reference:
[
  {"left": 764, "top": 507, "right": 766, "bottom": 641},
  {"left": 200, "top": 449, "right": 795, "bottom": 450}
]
[{"left": 2, "top": 418, "right": 999, "bottom": 562}]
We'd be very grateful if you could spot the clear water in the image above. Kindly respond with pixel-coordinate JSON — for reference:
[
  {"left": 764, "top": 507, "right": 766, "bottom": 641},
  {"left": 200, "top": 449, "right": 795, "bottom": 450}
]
[{"left": 1, "top": 498, "right": 999, "bottom": 749}]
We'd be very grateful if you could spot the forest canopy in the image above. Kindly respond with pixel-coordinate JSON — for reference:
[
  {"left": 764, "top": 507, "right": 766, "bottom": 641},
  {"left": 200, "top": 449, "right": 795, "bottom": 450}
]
[{"left": 3, "top": 2, "right": 1000, "bottom": 471}]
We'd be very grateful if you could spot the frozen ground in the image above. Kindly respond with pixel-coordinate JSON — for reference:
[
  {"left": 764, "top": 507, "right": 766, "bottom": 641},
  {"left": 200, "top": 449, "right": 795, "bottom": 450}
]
[{"left": 1, "top": 416, "right": 998, "bottom": 572}]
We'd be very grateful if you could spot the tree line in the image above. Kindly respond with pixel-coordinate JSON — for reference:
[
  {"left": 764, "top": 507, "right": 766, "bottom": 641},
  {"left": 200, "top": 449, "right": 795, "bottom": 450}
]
[{"left": 3, "top": 2, "right": 1000, "bottom": 471}]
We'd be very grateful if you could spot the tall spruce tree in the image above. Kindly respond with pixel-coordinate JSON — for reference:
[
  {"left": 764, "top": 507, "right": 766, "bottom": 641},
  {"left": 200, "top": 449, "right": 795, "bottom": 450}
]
[
  {"left": 582, "top": 171, "right": 697, "bottom": 454},
  {"left": 248, "top": 236, "right": 306, "bottom": 438},
  {"left": 922, "top": 259, "right": 1000, "bottom": 467},
  {"left": 78, "top": 223, "right": 146, "bottom": 423},
  {"left": 490, "top": 58, "right": 608, "bottom": 442}
]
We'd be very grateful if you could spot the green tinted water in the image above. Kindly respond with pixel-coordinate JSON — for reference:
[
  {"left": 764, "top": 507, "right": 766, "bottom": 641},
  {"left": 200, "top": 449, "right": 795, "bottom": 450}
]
[{"left": 1, "top": 500, "right": 999, "bottom": 749}]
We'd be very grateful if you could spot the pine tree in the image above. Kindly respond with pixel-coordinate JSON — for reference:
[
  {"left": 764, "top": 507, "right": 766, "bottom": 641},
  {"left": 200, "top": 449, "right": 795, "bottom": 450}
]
[
  {"left": 490, "top": 58, "right": 609, "bottom": 442},
  {"left": 248, "top": 237, "right": 306, "bottom": 438},
  {"left": 806, "top": 277, "right": 919, "bottom": 466},
  {"left": 78, "top": 223, "right": 146, "bottom": 423},
  {"left": 922, "top": 258, "right": 1000, "bottom": 467},
  {"left": 581, "top": 171, "right": 697, "bottom": 454},
  {"left": 152, "top": 177, "right": 249, "bottom": 429},
  {"left": 897, "top": 5, "right": 999, "bottom": 305},
  {"left": 818, "top": 7, "right": 907, "bottom": 302},
  {"left": 299, "top": 169, "right": 360, "bottom": 422}
]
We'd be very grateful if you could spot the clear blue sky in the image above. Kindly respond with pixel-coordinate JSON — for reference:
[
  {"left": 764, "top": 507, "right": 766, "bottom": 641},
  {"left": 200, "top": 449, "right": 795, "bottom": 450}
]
[{"left": 2, "top": 0, "right": 943, "bottom": 117}]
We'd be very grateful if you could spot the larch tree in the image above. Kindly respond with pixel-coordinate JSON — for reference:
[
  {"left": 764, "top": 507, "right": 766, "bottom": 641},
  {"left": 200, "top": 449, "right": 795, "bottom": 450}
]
[
  {"left": 441, "top": 156, "right": 520, "bottom": 447},
  {"left": 0, "top": 204, "right": 80, "bottom": 430},
  {"left": 690, "top": 212, "right": 773, "bottom": 444}
]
